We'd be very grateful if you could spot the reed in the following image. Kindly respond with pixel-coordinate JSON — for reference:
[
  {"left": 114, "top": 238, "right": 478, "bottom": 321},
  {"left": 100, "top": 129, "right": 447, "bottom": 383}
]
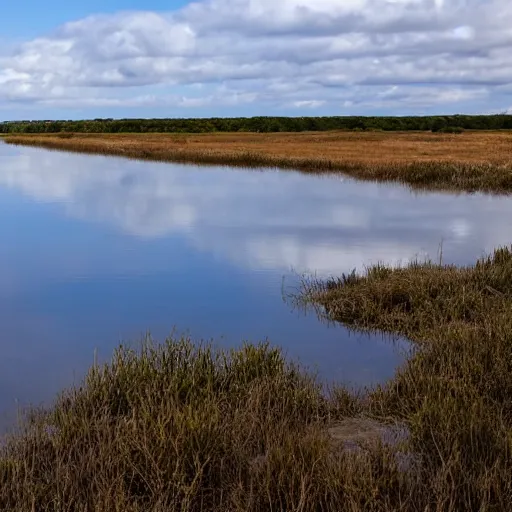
[
  {"left": 300, "top": 246, "right": 512, "bottom": 510},
  {"left": 4, "top": 284, "right": 512, "bottom": 511},
  {"left": 0, "top": 339, "right": 417, "bottom": 512},
  {"left": 4, "top": 131, "right": 512, "bottom": 193}
]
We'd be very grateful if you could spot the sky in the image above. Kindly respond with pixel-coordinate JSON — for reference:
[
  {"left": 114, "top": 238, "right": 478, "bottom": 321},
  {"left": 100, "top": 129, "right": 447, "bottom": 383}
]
[{"left": 1, "top": 0, "right": 512, "bottom": 120}]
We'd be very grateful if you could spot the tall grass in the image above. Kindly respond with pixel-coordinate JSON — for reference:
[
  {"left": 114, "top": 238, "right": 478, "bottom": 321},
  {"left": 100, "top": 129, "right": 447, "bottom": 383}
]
[
  {"left": 0, "top": 339, "right": 415, "bottom": 512},
  {"left": 5, "top": 132, "right": 512, "bottom": 193},
  {"left": 4, "top": 248, "right": 512, "bottom": 509},
  {"left": 301, "top": 246, "right": 512, "bottom": 510}
]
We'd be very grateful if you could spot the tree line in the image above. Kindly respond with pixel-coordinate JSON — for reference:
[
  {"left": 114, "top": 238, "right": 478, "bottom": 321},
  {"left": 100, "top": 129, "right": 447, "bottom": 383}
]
[{"left": 1, "top": 115, "right": 512, "bottom": 134}]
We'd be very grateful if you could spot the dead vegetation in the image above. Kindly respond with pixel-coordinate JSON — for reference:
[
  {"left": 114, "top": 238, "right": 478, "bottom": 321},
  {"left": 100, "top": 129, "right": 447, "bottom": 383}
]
[{"left": 5, "top": 130, "right": 512, "bottom": 193}]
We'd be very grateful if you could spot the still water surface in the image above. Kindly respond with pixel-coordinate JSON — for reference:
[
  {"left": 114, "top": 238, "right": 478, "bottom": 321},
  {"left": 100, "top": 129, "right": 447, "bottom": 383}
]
[{"left": 1, "top": 142, "right": 511, "bottom": 419}]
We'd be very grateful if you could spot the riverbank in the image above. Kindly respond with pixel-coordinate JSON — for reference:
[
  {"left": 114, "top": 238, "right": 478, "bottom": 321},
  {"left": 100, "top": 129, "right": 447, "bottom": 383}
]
[
  {"left": 4, "top": 131, "right": 512, "bottom": 193},
  {"left": 299, "top": 245, "right": 512, "bottom": 511},
  {"left": 0, "top": 338, "right": 410, "bottom": 511},
  {"left": 3, "top": 242, "right": 512, "bottom": 510}
]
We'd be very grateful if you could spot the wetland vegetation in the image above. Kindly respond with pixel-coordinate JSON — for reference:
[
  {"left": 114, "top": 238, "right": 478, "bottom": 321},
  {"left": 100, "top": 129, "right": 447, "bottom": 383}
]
[
  {"left": 3, "top": 247, "right": 512, "bottom": 510},
  {"left": 2, "top": 128, "right": 512, "bottom": 510},
  {"left": 0, "top": 338, "right": 403, "bottom": 512},
  {"left": 5, "top": 130, "right": 512, "bottom": 193},
  {"left": 300, "top": 245, "right": 512, "bottom": 511}
]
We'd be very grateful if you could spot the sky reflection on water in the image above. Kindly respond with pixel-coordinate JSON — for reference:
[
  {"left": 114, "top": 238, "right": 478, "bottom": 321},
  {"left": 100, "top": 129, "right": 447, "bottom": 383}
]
[{"left": 1, "top": 142, "right": 511, "bottom": 419}]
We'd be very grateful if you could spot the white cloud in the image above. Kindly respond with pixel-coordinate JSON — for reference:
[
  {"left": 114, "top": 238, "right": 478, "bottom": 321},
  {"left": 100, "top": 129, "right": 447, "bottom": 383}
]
[
  {"left": 292, "top": 100, "right": 326, "bottom": 108},
  {"left": 0, "top": 0, "right": 511, "bottom": 114}
]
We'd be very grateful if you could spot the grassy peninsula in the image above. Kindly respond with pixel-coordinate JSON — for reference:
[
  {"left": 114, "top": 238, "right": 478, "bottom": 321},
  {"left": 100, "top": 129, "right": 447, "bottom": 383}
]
[{"left": 300, "top": 245, "right": 512, "bottom": 511}]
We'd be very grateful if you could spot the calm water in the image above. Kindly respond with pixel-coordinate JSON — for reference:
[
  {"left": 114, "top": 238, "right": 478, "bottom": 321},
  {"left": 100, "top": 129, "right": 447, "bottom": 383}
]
[{"left": 1, "top": 142, "right": 512, "bottom": 419}]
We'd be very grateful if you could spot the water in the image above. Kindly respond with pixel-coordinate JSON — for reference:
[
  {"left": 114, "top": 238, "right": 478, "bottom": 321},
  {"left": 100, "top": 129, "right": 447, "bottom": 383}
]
[{"left": 1, "top": 142, "right": 511, "bottom": 419}]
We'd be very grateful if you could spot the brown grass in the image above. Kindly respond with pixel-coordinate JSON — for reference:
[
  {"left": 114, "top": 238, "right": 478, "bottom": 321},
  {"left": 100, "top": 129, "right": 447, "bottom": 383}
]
[
  {"left": 6, "top": 243, "right": 512, "bottom": 512},
  {"left": 0, "top": 339, "right": 417, "bottom": 512},
  {"left": 299, "top": 246, "right": 512, "bottom": 511},
  {"left": 4, "top": 130, "right": 512, "bottom": 193}
]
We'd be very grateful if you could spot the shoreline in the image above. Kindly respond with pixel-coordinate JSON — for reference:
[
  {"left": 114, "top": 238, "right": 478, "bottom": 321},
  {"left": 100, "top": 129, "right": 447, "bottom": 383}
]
[
  {"left": 4, "top": 130, "right": 512, "bottom": 193},
  {"left": 2, "top": 132, "right": 512, "bottom": 509},
  {"left": 2, "top": 248, "right": 512, "bottom": 509}
]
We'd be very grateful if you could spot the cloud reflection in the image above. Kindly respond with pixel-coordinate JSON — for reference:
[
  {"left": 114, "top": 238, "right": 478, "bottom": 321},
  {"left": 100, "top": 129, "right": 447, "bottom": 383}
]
[{"left": 1, "top": 144, "right": 512, "bottom": 277}]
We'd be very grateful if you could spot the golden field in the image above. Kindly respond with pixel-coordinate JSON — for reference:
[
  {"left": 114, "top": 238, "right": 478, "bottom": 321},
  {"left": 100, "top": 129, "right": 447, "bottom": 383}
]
[{"left": 5, "top": 130, "right": 512, "bottom": 192}]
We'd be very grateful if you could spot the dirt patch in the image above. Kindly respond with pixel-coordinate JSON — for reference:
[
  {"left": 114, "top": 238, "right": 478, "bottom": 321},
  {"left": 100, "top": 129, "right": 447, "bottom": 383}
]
[{"left": 328, "top": 417, "right": 416, "bottom": 472}]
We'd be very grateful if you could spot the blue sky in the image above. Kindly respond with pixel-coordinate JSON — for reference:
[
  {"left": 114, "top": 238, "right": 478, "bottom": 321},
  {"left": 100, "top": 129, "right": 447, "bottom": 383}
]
[
  {"left": 0, "top": 0, "right": 511, "bottom": 120},
  {"left": 1, "top": 1, "right": 190, "bottom": 38}
]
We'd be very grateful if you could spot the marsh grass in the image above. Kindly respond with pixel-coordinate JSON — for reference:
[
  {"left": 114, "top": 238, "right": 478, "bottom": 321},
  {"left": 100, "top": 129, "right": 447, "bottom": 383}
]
[
  {"left": 0, "top": 338, "right": 419, "bottom": 512},
  {"left": 301, "top": 246, "right": 512, "bottom": 510},
  {"left": 4, "top": 131, "right": 512, "bottom": 193},
  {"left": 3, "top": 245, "right": 512, "bottom": 509}
]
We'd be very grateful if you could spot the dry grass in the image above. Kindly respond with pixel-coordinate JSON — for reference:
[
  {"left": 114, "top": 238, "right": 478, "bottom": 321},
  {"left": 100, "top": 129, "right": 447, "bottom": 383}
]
[
  {"left": 5, "top": 248, "right": 512, "bottom": 512},
  {"left": 0, "top": 339, "right": 417, "bottom": 512},
  {"left": 4, "top": 130, "right": 512, "bottom": 193},
  {"left": 300, "top": 246, "right": 512, "bottom": 510}
]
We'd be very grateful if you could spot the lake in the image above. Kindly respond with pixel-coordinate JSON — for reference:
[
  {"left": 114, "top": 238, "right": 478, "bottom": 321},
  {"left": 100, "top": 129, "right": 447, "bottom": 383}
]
[{"left": 1, "top": 141, "right": 511, "bottom": 422}]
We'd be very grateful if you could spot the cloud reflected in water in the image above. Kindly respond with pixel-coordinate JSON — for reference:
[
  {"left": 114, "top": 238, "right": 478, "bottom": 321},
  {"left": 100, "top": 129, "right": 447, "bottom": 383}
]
[{"left": 1, "top": 144, "right": 512, "bottom": 277}]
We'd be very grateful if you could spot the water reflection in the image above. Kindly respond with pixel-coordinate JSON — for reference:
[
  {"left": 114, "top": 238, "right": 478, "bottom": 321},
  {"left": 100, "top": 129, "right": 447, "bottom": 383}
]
[
  {"left": 1, "top": 144, "right": 510, "bottom": 276},
  {"left": 0, "top": 143, "right": 511, "bottom": 419}
]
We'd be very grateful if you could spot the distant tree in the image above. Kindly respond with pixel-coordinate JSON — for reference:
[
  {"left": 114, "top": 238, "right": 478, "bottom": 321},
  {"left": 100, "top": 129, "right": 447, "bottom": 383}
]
[{"left": 2, "top": 115, "right": 512, "bottom": 134}]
